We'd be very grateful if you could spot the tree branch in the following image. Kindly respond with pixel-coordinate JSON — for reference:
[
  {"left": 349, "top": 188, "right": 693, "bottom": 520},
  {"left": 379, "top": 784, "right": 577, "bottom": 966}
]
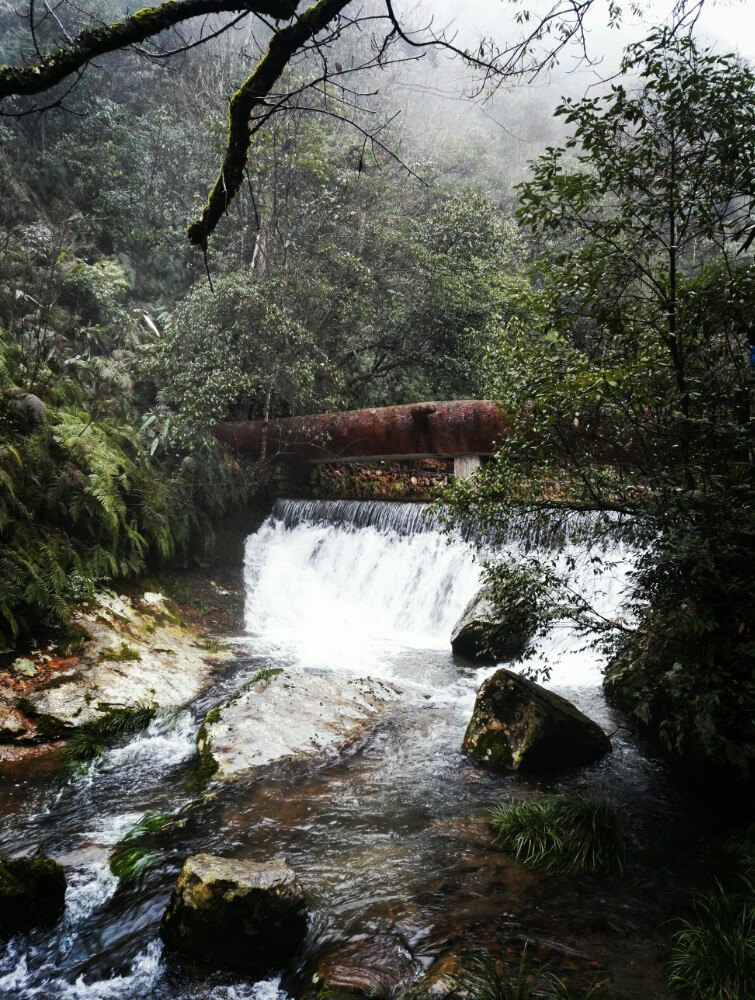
[
  {"left": 0, "top": 0, "right": 300, "bottom": 100},
  {"left": 186, "top": 0, "right": 351, "bottom": 248}
]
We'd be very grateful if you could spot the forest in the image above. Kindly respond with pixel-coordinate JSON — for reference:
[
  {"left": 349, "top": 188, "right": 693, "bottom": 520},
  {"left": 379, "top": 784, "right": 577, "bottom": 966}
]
[{"left": 0, "top": 1, "right": 752, "bottom": 999}]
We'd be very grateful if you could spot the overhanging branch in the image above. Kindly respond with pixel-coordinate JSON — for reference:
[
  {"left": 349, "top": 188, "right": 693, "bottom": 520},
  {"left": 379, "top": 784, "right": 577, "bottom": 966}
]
[
  {"left": 186, "top": 0, "right": 351, "bottom": 248},
  {"left": 0, "top": 0, "right": 300, "bottom": 100}
]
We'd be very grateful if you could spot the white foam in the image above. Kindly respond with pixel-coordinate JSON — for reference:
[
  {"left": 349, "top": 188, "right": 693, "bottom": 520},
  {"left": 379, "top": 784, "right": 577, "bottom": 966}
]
[{"left": 243, "top": 501, "right": 632, "bottom": 689}]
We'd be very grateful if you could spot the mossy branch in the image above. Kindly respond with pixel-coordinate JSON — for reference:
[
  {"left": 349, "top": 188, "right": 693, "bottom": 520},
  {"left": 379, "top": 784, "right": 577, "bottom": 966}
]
[
  {"left": 0, "top": 0, "right": 300, "bottom": 100},
  {"left": 187, "top": 0, "right": 351, "bottom": 248}
]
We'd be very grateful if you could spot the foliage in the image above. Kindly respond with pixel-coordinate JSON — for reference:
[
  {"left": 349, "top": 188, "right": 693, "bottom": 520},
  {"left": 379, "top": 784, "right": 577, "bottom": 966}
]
[
  {"left": 452, "top": 952, "right": 604, "bottom": 1000},
  {"left": 63, "top": 703, "right": 157, "bottom": 763},
  {"left": 667, "top": 881, "right": 755, "bottom": 1000},
  {"left": 108, "top": 811, "right": 172, "bottom": 882},
  {"left": 490, "top": 796, "right": 626, "bottom": 876},
  {"left": 250, "top": 667, "right": 284, "bottom": 684},
  {"left": 445, "top": 30, "right": 755, "bottom": 781}
]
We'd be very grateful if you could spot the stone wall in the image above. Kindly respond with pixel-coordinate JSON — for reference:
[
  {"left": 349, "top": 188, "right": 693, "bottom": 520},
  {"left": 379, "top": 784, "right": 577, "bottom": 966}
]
[{"left": 268, "top": 458, "right": 455, "bottom": 502}]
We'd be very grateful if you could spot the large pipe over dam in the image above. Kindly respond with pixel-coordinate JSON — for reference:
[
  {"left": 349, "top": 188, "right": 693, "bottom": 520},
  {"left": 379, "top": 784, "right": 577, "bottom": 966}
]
[{"left": 214, "top": 400, "right": 507, "bottom": 463}]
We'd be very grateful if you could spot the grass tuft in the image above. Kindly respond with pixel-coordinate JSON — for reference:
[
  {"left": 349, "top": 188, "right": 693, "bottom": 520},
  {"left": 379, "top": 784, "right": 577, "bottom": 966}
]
[
  {"left": 109, "top": 845, "right": 156, "bottom": 882},
  {"left": 193, "top": 637, "right": 229, "bottom": 653},
  {"left": 668, "top": 880, "right": 754, "bottom": 1000},
  {"left": 490, "top": 795, "right": 625, "bottom": 876},
  {"left": 108, "top": 810, "right": 172, "bottom": 882},
  {"left": 451, "top": 951, "right": 604, "bottom": 999},
  {"left": 63, "top": 702, "right": 158, "bottom": 765},
  {"left": 251, "top": 666, "right": 283, "bottom": 684}
]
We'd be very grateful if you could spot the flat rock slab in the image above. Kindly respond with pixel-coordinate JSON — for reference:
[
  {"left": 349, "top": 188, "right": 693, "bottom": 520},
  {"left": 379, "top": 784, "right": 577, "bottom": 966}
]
[
  {"left": 17, "top": 591, "right": 230, "bottom": 735},
  {"left": 161, "top": 854, "right": 307, "bottom": 974},
  {"left": 198, "top": 669, "right": 402, "bottom": 781}
]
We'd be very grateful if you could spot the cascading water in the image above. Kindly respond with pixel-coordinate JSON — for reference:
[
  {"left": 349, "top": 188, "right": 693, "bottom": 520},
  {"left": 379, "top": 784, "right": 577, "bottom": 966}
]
[
  {"left": 243, "top": 500, "right": 483, "bottom": 673},
  {"left": 0, "top": 498, "right": 701, "bottom": 1000},
  {"left": 243, "top": 498, "right": 632, "bottom": 693}
]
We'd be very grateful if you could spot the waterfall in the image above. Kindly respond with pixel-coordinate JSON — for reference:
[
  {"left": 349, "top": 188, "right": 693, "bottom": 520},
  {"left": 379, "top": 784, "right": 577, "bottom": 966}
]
[
  {"left": 244, "top": 500, "right": 482, "bottom": 672},
  {"left": 243, "top": 499, "right": 633, "bottom": 687}
]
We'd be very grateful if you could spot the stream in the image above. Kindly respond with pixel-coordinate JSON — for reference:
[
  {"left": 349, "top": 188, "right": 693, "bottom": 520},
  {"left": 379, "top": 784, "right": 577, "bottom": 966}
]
[{"left": 0, "top": 499, "right": 724, "bottom": 999}]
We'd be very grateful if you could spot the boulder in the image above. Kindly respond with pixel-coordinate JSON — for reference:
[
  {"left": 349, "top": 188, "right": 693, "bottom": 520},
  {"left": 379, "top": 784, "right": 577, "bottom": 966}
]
[
  {"left": 161, "top": 854, "right": 307, "bottom": 974},
  {"left": 462, "top": 668, "right": 610, "bottom": 772},
  {"left": 0, "top": 856, "right": 66, "bottom": 935},
  {"left": 0, "top": 693, "right": 37, "bottom": 743},
  {"left": 450, "top": 588, "right": 528, "bottom": 663},
  {"left": 197, "top": 668, "right": 402, "bottom": 782}
]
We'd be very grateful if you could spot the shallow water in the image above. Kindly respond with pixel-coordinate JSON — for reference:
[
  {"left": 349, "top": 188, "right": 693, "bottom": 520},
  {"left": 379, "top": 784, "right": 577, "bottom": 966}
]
[{"left": 0, "top": 501, "right": 720, "bottom": 998}]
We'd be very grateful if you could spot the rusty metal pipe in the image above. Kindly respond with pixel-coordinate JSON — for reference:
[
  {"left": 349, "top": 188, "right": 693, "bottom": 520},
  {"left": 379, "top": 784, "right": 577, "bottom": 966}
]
[{"left": 214, "top": 400, "right": 508, "bottom": 463}]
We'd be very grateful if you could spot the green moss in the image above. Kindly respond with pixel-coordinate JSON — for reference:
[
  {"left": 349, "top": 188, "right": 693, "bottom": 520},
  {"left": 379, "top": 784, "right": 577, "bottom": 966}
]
[
  {"left": 472, "top": 730, "right": 514, "bottom": 770},
  {"left": 193, "top": 706, "right": 221, "bottom": 786},
  {"left": 0, "top": 856, "right": 66, "bottom": 932},
  {"left": 100, "top": 642, "right": 141, "bottom": 662}
]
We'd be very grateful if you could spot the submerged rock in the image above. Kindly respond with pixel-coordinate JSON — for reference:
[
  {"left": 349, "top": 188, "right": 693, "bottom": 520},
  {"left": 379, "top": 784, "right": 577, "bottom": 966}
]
[
  {"left": 462, "top": 668, "right": 610, "bottom": 772},
  {"left": 15, "top": 590, "right": 230, "bottom": 736},
  {"left": 450, "top": 587, "right": 528, "bottom": 663},
  {"left": 160, "top": 854, "right": 307, "bottom": 974},
  {"left": 313, "top": 933, "right": 420, "bottom": 999},
  {"left": 0, "top": 856, "right": 66, "bottom": 935},
  {"left": 197, "top": 668, "right": 402, "bottom": 782}
]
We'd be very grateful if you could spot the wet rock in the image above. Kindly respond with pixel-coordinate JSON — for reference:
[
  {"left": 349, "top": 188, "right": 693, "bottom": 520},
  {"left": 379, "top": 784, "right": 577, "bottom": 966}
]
[
  {"left": 462, "top": 668, "right": 610, "bottom": 772},
  {"left": 0, "top": 856, "right": 66, "bottom": 935},
  {"left": 313, "top": 933, "right": 420, "bottom": 999},
  {"left": 0, "top": 693, "right": 37, "bottom": 743},
  {"left": 160, "top": 854, "right": 307, "bottom": 975},
  {"left": 16, "top": 590, "right": 230, "bottom": 736},
  {"left": 450, "top": 588, "right": 528, "bottom": 663},
  {"left": 198, "top": 668, "right": 402, "bottom": 782}
]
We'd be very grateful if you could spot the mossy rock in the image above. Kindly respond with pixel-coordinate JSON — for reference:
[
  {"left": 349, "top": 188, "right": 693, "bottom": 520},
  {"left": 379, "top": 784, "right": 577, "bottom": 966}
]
[
  {"left": 160, "top": 854, "right": 307, "bottom": 974},
  {"left": 462, "top": 668, "right": 611, "bottom": 773},
  {"left": 450, "top": 587, "right": 529, "bottom": 663},
  {"left": 0, "top": 856, "right": 66, "bottom": 935}
]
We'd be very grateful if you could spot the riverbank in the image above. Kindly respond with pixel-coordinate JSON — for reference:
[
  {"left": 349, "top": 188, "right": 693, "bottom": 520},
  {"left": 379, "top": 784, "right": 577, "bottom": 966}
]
[{"left": 0, "top": 499, "right": 750, "bottom": 999}]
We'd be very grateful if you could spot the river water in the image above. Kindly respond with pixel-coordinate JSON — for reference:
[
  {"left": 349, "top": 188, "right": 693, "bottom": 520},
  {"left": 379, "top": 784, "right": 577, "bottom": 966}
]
[{"left": 0, "top": 500, "right": 720, "bottom": 998}]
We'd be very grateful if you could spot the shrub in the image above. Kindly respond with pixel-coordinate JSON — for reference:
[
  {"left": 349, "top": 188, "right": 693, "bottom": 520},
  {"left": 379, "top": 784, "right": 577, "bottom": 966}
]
[
  {"left": 490, "top": 795, "right": 625, "bottom": 876},
  {"left": 668, "top": 881, "right": 754, "bottom": 1000}
]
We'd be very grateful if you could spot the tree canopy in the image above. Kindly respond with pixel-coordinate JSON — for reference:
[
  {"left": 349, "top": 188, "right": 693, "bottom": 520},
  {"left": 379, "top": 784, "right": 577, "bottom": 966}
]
[{"left": 0, "top": 0, "right": 717, "bottom": 247}]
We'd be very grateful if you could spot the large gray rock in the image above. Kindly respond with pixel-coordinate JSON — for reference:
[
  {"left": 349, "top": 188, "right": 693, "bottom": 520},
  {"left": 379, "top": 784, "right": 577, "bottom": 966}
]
[
  {"left": 0, "top": 856, "right": 66, "bottom": 935},
  {"left": 462, "top": 667, "right": 611, "bottom": 772},
  {"left": 160, "top": 854, "right": 307, "bottom": 974},
  {"left": 450, "top": 587, "right": 528, "bottom": 663},
  {"left": 197, "top": 668, "right": 402, "bottom": 781}
]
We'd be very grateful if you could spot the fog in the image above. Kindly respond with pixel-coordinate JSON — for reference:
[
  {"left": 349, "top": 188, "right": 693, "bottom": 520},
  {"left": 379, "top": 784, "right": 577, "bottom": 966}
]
[{"left": 374, "top": 0, "right": 755, "bottom": 194}]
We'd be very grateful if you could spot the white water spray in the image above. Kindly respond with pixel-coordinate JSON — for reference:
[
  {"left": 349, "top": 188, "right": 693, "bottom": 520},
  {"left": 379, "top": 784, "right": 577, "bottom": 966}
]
[{"left": 243, "top": 499, "right": 632, "bottom": 688}]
